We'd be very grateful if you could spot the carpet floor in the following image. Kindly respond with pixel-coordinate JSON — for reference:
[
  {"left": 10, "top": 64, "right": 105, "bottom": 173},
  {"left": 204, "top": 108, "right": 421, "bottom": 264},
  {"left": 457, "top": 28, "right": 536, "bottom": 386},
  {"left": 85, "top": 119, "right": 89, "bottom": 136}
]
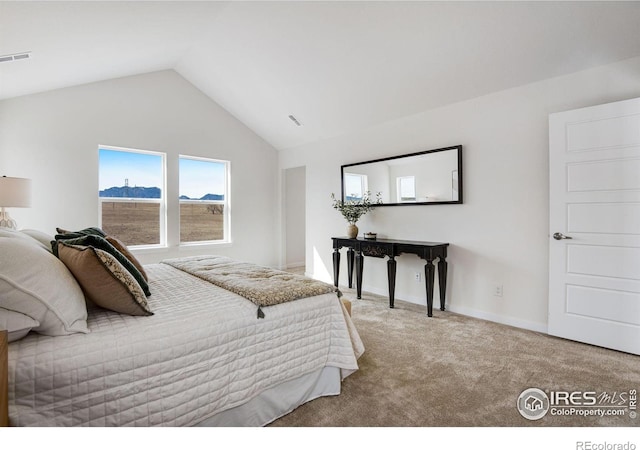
[{"left": 270, "top": 287, "right": 640, "bottom": 427}]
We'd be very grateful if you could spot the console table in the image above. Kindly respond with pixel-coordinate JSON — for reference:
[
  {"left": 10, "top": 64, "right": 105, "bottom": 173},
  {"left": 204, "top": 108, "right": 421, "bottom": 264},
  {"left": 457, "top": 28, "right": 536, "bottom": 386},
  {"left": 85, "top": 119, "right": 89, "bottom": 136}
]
[{"left": 331, "top": 237, "right": 449, "bottom": 317}]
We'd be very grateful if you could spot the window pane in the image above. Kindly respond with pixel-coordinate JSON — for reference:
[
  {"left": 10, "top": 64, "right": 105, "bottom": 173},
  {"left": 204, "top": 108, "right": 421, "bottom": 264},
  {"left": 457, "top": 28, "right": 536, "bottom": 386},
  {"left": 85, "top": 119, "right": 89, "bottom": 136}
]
[
  {"left": 99, "top": 147, "right": 164, "bottom": 246},
  {"left": 179, "top": 156, "right": 228, "bottom": 243},
  {"left": 398, "top": 176, "right": 416, "bottom": 202},
  {"left": 99, "top": 149, "right": 162, "bottom": 198},
  {"left": 180, "top": 203, "right": 225, "bottom": 242},
  {"left": 101, "top": 201, "right": 160, "bottom": 245},
  {"left": 179, "top": 158, "right": 225, "bottom": 201},
  {"left": 345, "top": 173, "right": 367, "bottom": 201}
]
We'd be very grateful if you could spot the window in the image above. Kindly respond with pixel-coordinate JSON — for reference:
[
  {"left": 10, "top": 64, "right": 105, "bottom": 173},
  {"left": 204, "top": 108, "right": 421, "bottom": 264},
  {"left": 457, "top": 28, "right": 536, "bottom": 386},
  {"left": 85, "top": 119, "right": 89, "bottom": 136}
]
[
  {"left": 344, "top": 173, "right": 368, "bottom": 201},
  {"left": 397, "top": 176, "right": 416, "bottom": 202},
  {"left": 179, "top": 156, "right": 229, "bottom": 243},
  {"left": 99, "top": 146, "right": 165, "bottom": 246}
]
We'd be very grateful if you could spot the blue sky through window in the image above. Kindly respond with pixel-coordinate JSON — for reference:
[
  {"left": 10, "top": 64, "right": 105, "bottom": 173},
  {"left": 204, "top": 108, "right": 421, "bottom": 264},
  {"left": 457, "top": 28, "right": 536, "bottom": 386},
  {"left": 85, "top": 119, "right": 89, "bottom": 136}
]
[
  {"left": 179, "top": 157, "right": 226, "bottom": 200},
  {"left": 99, "top": 148, "right": 163, "bottom": 191},
  {"left": 99, "top": 148, "right": 226, "bottom": 200}
]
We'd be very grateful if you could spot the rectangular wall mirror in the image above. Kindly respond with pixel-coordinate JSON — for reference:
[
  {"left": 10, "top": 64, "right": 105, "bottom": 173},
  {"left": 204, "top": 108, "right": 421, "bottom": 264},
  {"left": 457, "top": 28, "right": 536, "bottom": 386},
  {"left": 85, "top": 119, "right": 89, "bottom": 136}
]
[{"left": 341, "top": 145, "right": 463, "bottom": 206}]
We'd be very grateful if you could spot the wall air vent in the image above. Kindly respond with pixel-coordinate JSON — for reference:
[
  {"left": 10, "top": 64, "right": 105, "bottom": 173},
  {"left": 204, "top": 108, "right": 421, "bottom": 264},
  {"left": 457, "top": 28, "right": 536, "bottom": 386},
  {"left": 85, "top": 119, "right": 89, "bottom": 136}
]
[
  {"left": 288, "top": 115, "right": 302, "bottom": 126},
  {"left": 0, "top": 52, "right": 31, "bottom": 64}
]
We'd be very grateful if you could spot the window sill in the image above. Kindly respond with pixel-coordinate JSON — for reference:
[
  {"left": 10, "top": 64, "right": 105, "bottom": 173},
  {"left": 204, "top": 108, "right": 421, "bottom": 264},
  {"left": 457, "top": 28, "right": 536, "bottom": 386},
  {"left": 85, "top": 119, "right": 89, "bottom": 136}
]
[
  {"left": 179, "top": 240, "right": 232, "bottom": 250},
  {"left": 128, "top": 241, "right": 232, "bottom": 255},
  {"left": 129, "top": 244, "right": 169, "bottom": 255}
]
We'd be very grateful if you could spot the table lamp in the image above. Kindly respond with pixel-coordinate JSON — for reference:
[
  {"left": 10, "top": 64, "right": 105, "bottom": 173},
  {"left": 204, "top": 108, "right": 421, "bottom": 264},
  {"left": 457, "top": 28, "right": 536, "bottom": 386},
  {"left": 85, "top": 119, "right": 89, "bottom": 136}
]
[{"left": 0, "top": 176, "right": 32, "bottom": 229}]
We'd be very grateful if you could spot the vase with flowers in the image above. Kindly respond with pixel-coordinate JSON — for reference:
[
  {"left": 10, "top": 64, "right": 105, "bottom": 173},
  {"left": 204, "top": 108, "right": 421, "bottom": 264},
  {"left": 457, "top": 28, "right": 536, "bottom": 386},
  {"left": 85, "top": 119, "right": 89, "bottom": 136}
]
[{"left": 331, "top": 191, "right": 382, "bottom": 238}]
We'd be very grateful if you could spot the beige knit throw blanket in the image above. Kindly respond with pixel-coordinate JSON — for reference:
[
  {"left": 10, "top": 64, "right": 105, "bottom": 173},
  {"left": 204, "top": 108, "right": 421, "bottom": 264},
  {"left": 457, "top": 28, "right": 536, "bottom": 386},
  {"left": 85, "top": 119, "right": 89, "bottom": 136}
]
[{"left": 161, "top": 255, "right": 337, "bottom": 318}]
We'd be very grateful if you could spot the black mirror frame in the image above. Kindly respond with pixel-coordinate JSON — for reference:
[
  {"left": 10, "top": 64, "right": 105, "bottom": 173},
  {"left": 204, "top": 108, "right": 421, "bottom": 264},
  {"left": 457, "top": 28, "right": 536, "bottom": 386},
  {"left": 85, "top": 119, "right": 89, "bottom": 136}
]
[{"left": 340, "top": 145, "right": 463, "bottom": 206}]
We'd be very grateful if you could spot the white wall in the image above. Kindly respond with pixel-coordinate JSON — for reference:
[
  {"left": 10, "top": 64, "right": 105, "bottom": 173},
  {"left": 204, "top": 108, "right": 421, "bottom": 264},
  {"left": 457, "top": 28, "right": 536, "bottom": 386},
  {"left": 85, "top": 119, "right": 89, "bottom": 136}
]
[
  {"left": 284, "top": 166, "right": 305, "bottom": 268},
  {"left": 0, "top": 70, "right": 280, "bottom": 267},
  {"left": 279, "top": 56, "right": 640, "bottom": 332}
]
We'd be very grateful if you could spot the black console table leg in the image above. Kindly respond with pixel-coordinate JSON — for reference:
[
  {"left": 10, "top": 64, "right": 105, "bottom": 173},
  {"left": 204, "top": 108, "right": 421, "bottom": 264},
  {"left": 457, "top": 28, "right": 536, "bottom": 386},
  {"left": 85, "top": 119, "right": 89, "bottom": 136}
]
[
  {"left": 387, "top": 257, "right": 396, "bottom": 308},
  {"left": 332, "top": 249, "right": 340, "bottom": 288},
  {"left": 347, "top": 248, "right": 355, "bottom": 289},
  {"left": 425, "top": 260, "right": 435, "bottom": 317},
  {"left": 438, "top": 258, "right": 448, "bottom": 311},
  {"left": 355, "top": 251, "right": 364, "bottom": 299}
]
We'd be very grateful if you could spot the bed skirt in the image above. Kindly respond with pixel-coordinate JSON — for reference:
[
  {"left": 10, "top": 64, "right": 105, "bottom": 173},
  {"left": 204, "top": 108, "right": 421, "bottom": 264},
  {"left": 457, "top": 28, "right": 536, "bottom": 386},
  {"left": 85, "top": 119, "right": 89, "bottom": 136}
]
[{"left": 195, "top": 366, "right": 341, "bottom": 427}]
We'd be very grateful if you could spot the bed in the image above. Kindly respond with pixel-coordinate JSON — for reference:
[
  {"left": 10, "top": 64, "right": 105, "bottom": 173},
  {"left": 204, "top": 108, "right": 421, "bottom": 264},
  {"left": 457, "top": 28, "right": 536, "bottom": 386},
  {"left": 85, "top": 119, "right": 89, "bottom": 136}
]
[{"left": 0, "top": 227, "right": 364, "bottom": 427}]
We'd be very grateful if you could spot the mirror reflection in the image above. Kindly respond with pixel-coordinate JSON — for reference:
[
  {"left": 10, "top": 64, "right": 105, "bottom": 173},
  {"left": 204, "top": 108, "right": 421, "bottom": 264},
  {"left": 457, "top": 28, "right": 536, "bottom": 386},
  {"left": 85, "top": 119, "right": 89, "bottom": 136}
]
[{"left": 341, "top": 145, "right": 462, "bottom": 206}]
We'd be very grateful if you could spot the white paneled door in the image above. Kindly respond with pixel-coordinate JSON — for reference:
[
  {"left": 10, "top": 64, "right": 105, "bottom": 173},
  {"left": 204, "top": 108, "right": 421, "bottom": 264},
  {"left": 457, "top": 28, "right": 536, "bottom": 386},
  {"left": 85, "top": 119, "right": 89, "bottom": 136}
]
[{"left": 549, "top": 97, "right": 640, "bottom": 355}]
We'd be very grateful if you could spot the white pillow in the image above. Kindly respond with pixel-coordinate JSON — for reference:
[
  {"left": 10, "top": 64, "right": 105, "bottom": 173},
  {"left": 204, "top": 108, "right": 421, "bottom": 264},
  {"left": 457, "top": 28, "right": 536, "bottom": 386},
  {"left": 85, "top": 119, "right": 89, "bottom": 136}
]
[
  {"left": 0, "top": 236, "right": 89, "bottom": 336},
  {"left": 0, "top": 227, "right": 51, "bottom": 252},
  {"left": 0, "top": 308, "right": 40, "bottom": 342},
  {"left": 20, "top": 229, "right": 55, "bottom": 253}
]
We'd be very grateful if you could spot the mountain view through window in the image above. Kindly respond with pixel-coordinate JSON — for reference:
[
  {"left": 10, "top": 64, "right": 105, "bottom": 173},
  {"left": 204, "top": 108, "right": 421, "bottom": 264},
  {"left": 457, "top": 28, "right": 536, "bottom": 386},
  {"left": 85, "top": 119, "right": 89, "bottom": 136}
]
[{"left": 99, "top": 147, "right": 164, "bottom": 246}]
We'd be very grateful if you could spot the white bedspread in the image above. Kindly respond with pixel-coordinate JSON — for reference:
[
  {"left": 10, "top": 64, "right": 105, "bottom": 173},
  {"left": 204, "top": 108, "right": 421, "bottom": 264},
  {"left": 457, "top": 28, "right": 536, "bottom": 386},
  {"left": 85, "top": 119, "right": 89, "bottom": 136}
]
[{"left": 8, "top": 264, "right": 364, "bottom": 426}]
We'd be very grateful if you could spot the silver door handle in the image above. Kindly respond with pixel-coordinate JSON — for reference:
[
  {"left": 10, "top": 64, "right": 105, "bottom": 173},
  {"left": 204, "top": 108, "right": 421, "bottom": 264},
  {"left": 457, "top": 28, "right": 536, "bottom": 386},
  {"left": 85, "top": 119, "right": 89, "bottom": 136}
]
[{"left": 553, "top": 232, "right": 573, "bottom": 240}]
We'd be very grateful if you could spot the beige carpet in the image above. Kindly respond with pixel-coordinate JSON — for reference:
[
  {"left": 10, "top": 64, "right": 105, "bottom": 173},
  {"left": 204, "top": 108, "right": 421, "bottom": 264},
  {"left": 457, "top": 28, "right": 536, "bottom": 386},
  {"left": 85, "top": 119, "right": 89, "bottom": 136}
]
[{"left": 270, "top": 287, "right": 640, "bottom": 427}]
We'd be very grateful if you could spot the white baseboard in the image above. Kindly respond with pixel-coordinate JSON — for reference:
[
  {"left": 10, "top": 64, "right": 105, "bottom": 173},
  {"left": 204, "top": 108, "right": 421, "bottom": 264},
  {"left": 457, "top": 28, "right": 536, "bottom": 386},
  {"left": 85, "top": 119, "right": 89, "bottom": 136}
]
[
  {"left": 447, "top": 304, "right": 548, "bottom": 334},
  {"left": 353, "top": 285, "right": 548, "bottom": 334},
  {"left": 285, "top": 262, "right": 305, "bottom": 270}
]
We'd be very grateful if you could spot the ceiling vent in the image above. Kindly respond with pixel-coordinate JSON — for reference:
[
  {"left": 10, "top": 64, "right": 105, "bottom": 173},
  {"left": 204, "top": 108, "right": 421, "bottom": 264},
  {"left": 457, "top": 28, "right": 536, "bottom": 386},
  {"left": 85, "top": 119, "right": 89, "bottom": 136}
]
[
  {"left": 0, "top": 52, "right": 31, "bottom": 64},
  {"left": 288, "top": 115, "right": 302, "bottom": 126}
]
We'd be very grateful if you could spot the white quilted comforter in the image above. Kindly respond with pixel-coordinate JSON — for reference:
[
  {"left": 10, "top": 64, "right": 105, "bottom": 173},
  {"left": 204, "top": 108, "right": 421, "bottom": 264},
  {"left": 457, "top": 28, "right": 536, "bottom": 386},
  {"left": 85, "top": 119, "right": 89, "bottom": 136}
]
[{"left": 8, "top": 263, "right": 364, "bottom": 426}]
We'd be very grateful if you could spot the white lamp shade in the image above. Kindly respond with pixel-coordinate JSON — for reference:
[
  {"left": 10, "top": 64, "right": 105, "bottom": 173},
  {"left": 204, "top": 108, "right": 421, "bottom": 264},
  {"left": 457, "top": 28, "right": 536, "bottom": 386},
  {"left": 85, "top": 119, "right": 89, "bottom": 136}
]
[{"left": 0, "top": 176, "right": 32, "bottom": 207}]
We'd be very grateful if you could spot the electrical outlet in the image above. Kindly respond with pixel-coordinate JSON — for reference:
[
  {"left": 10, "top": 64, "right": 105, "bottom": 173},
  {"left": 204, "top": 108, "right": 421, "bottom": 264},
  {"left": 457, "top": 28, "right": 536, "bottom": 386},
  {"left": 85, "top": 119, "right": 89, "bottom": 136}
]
[
  {"left": 415, "top": 272, "right": 422, "bottom": 282},
  {"left": 494, "top": 284, "right": 503, "bottom": 297}
]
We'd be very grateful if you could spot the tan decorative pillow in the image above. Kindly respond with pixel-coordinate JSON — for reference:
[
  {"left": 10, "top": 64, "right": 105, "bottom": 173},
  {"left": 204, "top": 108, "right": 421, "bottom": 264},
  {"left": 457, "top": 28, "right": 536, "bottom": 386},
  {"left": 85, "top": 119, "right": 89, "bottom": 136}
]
[
  {"left": 53, "top": 232, "right": 150, "bottom": 296},
  {"left": 57, "top": 242, "right": 153, "bottom": 316},
  {"left": 106, "top": 236, "right": 148, "bottom": 281}
]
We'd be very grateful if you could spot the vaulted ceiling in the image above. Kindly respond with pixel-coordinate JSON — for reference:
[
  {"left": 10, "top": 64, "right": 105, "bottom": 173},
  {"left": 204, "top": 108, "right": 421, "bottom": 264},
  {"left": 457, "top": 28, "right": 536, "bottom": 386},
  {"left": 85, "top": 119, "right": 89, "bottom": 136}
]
[{"left": 2, "top": 1, "right": 640, "bottom": 150}]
